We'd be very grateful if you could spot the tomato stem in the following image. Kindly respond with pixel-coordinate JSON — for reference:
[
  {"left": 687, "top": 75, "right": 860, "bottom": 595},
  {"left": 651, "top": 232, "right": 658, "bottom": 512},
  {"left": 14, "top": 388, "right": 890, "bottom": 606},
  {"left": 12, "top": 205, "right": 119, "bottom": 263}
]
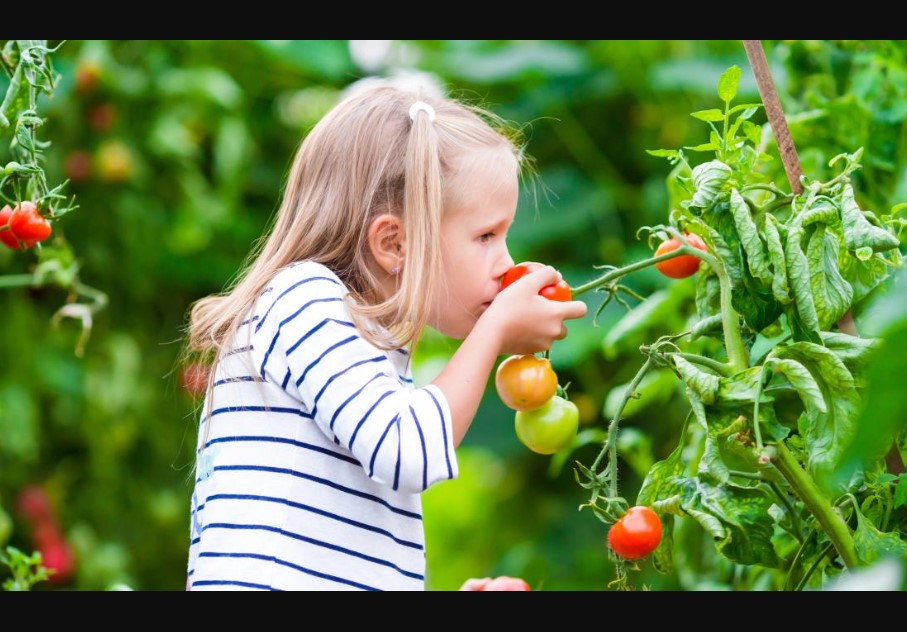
[
  {"left": 591, "top": 357, "right": 654, "bottom": 500},
  {"left": 769, "top": 442, "right": 859, "bottom": 570}
]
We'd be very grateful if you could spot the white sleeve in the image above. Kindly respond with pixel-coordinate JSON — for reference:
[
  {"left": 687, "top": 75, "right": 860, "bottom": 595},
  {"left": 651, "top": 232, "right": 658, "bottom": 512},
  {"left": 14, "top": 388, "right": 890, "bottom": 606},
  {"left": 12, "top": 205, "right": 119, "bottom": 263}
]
[{"left": 253, "top": 264, "right": 458, "bottom": 493}]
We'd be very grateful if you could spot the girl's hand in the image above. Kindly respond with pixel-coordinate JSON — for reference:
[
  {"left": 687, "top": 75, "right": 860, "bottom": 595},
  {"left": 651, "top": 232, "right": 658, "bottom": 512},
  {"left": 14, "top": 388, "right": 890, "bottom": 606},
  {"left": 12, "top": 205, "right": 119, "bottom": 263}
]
[{"left": 483, "top": 265, "right": 587, "bottom": 356}]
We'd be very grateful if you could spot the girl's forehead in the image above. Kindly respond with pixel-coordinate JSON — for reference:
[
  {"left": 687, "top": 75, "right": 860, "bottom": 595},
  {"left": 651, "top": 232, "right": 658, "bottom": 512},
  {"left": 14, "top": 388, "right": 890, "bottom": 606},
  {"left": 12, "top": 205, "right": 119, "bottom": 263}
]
[{"left": 444, "top": 147, "right": 518, "bottom": 206}]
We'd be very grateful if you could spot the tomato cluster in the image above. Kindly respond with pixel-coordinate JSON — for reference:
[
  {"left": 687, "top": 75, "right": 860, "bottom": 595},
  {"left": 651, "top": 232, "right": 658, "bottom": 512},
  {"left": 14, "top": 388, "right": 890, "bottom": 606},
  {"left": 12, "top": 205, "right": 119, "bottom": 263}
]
[
  {"left": 0, "top": 202, "right": 52, "bottom": 250},
  {"left": 494, "top": 263, "right": 580, "bottom": 455}
]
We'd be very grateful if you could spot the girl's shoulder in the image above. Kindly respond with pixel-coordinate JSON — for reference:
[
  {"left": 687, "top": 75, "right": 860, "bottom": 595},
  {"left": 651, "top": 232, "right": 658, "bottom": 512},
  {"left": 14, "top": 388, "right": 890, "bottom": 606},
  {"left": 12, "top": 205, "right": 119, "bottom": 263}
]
[{"left": 270, "top": 260, "right": 347, "bottom": 295}]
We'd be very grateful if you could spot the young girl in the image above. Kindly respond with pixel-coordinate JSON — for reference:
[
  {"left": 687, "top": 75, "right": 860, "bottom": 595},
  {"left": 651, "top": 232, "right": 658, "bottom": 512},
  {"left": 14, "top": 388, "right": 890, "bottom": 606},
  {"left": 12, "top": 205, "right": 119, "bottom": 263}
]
[{"left": 184, "top": 83, "right": 587, "bottom": 591}]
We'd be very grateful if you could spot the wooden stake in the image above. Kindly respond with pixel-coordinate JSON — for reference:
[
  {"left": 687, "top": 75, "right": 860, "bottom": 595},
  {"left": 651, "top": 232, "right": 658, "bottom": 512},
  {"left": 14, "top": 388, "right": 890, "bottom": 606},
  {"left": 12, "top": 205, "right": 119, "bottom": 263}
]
[{"left": 742, "top": 40, "right": 804, "bottom": 195}]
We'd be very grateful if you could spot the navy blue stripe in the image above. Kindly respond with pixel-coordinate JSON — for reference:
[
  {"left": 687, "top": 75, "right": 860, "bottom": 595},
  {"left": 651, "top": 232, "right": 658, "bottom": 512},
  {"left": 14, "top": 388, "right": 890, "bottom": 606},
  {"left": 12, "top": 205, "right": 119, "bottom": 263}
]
[
  {"left": 204, "top": 493, "right": 423, "bottom": 550},
  {"left": 259, "top": 297, "right": 344, "bottom": 379},
  {"left": 348, "top": 387, "right": 395, "bottom": 450},
  {"left": 192, "top": 578, "right": 279, "bottom": 591},
  {"left": 310, "top": 355, "right": 385, "bottom": 414},
  {"left": 294, "top": 335, "right": 357, "bottom": 388},
  {"left": 204, "top": 435, "right": 360, "bottom": 467},
  {"left": 255, "top": 276, "right": 341, "bottom": 333},
  {"left": 281, "top": 368, "right": 291, "bottom": 390},
  {"left": 207, "top": 462, "right": 422, "bottom": 520},
  {"left": 408, "top": 405, "right": 429, "bottom": 491},
  {"left": 201, "top": 526, "right": 422, "bottom": 581},
  {"left": 426, "top": 389, "right": 454, "bottom": 479},
  {"left": 286, "top": 318, "right": 356, "bottom": 356},
  {"left": 393, "top": 444, "right": 402, "bottom": 491},
  {"left": 240, "top": 315, "right": 260, "bottom": 326},
  {"left": 210, "top": 405, "right": 312, "bottom": 419},
  {"left": 369, "top": 415, "right": 400, "bottom": 479},
  {"left": 223, "top": 345, "right": 252, "bottom": 358},
  {"left": 330, "top": 373, "right": 385, "bottom": 432},
  {"left": 214, "top": 376, "right": 263, "bottom": 386},
  {"left": 200, "top": 550, "right": 378, "bottom": 591}
]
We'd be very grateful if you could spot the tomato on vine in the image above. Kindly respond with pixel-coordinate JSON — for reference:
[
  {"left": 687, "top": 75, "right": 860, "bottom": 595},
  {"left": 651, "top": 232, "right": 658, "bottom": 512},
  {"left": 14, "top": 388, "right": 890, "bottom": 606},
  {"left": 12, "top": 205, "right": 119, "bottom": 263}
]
[
  {"left": 653, "top": 233, "right": 707, "bottom": 279},
  {"left": 607, "top": 506, "right": 662, "bottom": 560},
  {"left": 495, "top": 354, "right": 558, "bottom": 412},
  {"left": 0, "top": 202, "right": 52, "bottom": 250},
  {"left": 500, "top": 262, "right": 572, "bottom": 301},
  {"left": 514, "top": 394, "right": 578, "bottom": 455}
]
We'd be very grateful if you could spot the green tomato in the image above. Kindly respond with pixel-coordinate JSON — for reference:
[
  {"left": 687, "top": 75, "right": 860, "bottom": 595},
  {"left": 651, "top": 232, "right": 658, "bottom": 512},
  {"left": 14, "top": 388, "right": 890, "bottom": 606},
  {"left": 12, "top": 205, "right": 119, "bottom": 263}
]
[{"left": 514, "top": 395, "right": 579, "bottom": 455}]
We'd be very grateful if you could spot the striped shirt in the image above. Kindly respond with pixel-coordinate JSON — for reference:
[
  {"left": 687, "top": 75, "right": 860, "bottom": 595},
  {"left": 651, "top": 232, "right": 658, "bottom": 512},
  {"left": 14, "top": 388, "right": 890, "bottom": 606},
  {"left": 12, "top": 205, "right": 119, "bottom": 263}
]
[{"left": 187, "top": 261, "right": 458, "bottom": 591}]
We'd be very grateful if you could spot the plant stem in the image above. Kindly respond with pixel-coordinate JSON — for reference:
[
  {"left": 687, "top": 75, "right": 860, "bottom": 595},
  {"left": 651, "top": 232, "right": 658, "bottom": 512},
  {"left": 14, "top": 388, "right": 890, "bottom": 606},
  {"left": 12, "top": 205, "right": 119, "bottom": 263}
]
[
  {"left": 794, "top": 542, "right": 835, "bottom": 591},
  {"left": 675, "top": 352, "right": 734, "bottom": 377},
  {"left": 714, "top": 256, "right": 749, "bottom": 372},
  {"left": 770, "top": 442, "right": 859, "bottom": 569},
  {"left": 592, "top": 357, "right": 654, "bottom": 499}
]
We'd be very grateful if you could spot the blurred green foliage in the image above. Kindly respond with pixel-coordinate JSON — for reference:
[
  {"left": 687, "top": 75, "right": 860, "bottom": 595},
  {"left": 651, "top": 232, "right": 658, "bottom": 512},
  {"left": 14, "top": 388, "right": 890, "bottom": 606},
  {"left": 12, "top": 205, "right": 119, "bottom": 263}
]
[{"left": 1, "top": 40, "right": 905, "bottom": 590}]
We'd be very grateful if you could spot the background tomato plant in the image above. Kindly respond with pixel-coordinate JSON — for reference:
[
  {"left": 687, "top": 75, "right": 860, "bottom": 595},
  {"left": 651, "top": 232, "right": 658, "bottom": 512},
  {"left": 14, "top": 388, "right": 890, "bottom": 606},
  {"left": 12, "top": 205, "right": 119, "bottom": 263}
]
[{"left": 2, "top": 40, "right": 905, "bottom": 591}]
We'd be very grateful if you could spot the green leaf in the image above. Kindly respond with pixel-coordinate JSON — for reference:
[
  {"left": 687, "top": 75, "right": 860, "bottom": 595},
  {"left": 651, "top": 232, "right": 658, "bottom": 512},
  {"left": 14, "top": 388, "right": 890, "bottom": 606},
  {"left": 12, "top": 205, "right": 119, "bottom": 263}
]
[
  {"left": 695, "top": 268, "right": 721, "bottom": 321},
  {"left": 673, "top": 356, "right": 719, "bottom": 405},
  {"left": 741, "top": 120, "right": 762, "bottom": 146},
  {"left": 764, "top": 214, "right": 792, "bottom": 304},
  {"left": 768, "top": 358, "right": 827, "bottom": 415},
  {"left": 690, "top": 109, "right": 725, "bottom": 122},
  {"left": 688, "top": 389, "right": 730, "bottom": 483},
  {"left": 690, "top": 160, "right": 732, "bottom": 208},
  {"left": 807, "top": 225, "right": 853, "bottom": 330},
  {"left": 840, "top": 184, "right": 900, "bottom": 252},
  {"left": 773, "top": 342, "right": 861, "bottom": 493},
  {"left": 853, "top": 502, "right": 907, "bottom": 564},
  {"left": 728, "top": 103, "right": 764, "bottom": 114},
  {"left": 784, "top": 224, "right": 820, "bottom": 335},
  {"left": 601, "top": 284, "right": 692, "bottom": 360},
  {"left": 730, "top": 189, "right": 772, "bottom": 284},
  {"left": 603, "top": 368, "right": 676, "bottom": 420},
  {"left": 837, "top": 246, "right": 890, "bottom": 304},
  {"left": 895, "top": 477, "right": 907, "bottom": 508},
  {"left": 818, "top": 331, "right": 880, "bottom": 374},
  {"left": 646, "top": 148, "right": 680, "bottom": 159},
  {"left": 637, "top": 438, "right": 685, "bottom": 509},
  {"left": 685, "top": 142, "right": 720, "bottom": 152},
  {"left": 718, "top": 66, "right": 742, "bottom": 103},
  {"left": 674, "top": 475, "right": 780, "bottom": 567}
]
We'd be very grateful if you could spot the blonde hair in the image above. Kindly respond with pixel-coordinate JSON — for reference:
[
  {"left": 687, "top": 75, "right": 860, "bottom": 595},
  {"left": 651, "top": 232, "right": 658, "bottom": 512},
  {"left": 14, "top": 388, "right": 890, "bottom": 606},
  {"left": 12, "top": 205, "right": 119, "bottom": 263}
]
[{"left": 185, "top": 83, "right": 527, "bottom": 382}]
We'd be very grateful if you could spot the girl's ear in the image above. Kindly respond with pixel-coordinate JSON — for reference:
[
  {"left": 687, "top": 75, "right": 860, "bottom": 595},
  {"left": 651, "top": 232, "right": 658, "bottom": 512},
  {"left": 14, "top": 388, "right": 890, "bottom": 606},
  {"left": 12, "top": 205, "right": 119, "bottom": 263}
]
[{"left": 367, "top": 214, "right": 405, "bottom": 275}]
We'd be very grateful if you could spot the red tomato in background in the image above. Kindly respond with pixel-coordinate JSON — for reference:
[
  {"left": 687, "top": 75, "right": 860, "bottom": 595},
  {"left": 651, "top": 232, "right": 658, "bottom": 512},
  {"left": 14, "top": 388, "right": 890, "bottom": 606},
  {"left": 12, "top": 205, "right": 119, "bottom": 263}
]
[
  {"left": 495, "top": 354, "right": 558, "bottom": 412},
  {"left": 33, "top": 522, "right": 76, "bottom": 585},
  {"left": 64, "top": 150, "right": 93, "bottom": 183},
  {"left": 16, "top": 485, "right": 54, "bottom": 523},
  {"left": 499, "top": 262, "right": 571, "bottom": 301},
  {"left": 607, "top": 506, "right": 662, "bottom": 560},
  {"left": 654, "top": 233, "right": 707, "bottom": 279},
  {"left": 181, "top": 362, "right": 210, "bottom": 398}
]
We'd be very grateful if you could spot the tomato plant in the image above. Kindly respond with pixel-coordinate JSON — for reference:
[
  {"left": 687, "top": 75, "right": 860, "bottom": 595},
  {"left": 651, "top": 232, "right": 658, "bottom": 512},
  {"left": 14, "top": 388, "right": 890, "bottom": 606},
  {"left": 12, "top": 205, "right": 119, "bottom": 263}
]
[
  {"left": 0, "top": 202, "right": 52, "bottom": 249},
  {"left": 653, "top": 233, "right": 707, "bottom": 279},
  {"left": 607, "top": 506, "right": 662, "bottom": 560},
  {"left": 495, "top": 354, "right": 558, "bottom": 412},
  {"left": 570, "top": 64, "right": 907, "bottom": 591},
  {"left": 500, "top": 262, "right": 572, "bottom": 301},
  {"left": 514, "top": 395, "right": 578, "bottom": 455}
]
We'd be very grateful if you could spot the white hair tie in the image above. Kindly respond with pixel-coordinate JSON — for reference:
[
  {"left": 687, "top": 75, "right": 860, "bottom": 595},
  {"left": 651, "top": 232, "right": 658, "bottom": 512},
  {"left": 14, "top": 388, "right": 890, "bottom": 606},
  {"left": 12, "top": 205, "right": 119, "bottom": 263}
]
[{"left": 408, "top": 101, "right": 436, "bottom": 123}]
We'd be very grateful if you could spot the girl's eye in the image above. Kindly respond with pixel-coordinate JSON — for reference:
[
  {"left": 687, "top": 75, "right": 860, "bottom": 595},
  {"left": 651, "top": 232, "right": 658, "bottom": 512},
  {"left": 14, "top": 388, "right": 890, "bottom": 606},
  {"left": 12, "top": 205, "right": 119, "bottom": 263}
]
[{"left": 479, "top": 232, "right": 495, "bottom": 243}]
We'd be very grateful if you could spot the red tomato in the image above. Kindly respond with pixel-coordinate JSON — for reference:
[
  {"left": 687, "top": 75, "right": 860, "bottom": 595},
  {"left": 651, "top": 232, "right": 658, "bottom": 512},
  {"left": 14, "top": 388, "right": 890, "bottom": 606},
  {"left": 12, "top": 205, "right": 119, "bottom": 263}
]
[
  {"left": 654, "top": 233, "right": 707, "bottom": 279},
  {"left": 607, "top": 506, "right": 663, "bottom": 560},
  {"left": 10, "top": 201, "right": 52, "bottom": 243},
  {"left": 495, "top": 354, "right": 558, "bottom": 412},
  {"left": 1, "top": 202, "right": 51, "bottom": 250},
  {"left": 16, "top": 485, "right": 54, "bottom": 523},
  {"left": 0, "top": 205, "right": 19, "bottom": 249},
  {"left": 33, "top": 522, "right": 76, "bottom": 585},
  {"left": 181, "top": 362, "right": 210, "bottom": 398},
  {"left": 500, "top": 262, "right": 572, "bottom": 301},
  {"left": 63, "top": 150, "right": 93, "bottom": 183}
]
